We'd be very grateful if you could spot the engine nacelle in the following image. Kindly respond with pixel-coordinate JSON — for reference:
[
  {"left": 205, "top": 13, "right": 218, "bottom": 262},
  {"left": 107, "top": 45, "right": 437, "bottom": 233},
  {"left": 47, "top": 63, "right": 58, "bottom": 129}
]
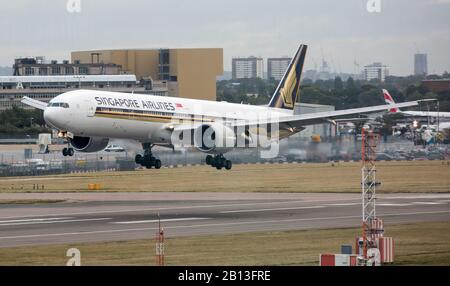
[
  {"left": 69, "top": 136, "right": 109, "bottom": 153},
  {"left": 194, "top": 123, "right": 236, "bottom": 154}
]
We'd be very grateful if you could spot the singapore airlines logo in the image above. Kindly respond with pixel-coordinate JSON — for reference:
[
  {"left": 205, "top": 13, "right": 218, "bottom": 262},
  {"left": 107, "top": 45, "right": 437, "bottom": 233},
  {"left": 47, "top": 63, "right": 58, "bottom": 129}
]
[{"left": 279, "top": 56, "right": 300, "bottom": 108}]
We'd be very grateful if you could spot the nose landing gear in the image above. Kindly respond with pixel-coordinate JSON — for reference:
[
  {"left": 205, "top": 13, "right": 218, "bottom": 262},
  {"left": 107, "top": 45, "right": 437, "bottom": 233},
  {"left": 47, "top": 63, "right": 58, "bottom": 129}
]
[
  {"left": 62, "top": 147, "right": 74, "bottom": 156},
  {"left": 206, "top": 154, "right": 232, "bottom": 170},
  {"left": 59, "top": 132, "right": 74, "bottom": 157},
  {"left": 135, "top": 143, "right": 162, "bottom": 169}
]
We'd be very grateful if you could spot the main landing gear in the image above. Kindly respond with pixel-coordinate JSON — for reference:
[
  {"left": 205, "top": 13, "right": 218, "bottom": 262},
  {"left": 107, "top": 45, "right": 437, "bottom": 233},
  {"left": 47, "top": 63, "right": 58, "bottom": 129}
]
[
  {"left": 135, "top": 143, "right": 162, "bottom": 169},
  {"left": 206, "top": 154, "right": 232, "bottom": 170},
  {"left": 62, "top": 146, "right": 74, "bottom": 156}
]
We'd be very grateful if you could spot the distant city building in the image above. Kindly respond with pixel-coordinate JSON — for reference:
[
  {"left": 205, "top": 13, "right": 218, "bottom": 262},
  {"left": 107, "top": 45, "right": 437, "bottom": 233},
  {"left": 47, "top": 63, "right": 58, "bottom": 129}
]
[
  {"left": 414, "top": 53, "right": 428, "bottom": 76},
  {"left": 217, "top": 71, "right": 232, "bottom": 81},
  {"left": 363, "top": 62, "right": 389, "bottom": 82},
  {"left": 303, "top": 69, "right": 317, "bottom": 81},
  {"left": 0, "top": 66, "right": 13, "bottom": 76},
  {"left": 267, "top": 58, "right": 291, "bottom": 81},
  {"left": 13, "top": 57, "right": 123, "bottom": 77},
  {"left": 316, "top": 60, "right": 333, "bottom": 81},
  {"left": 421, "top": 79, "right": 450, "bottom": 93},
  {"left": 232, "top": 57, "right": 264, "bottom": 79},
  {"left": 72, "top": 48, "right": 223, "bottom": 101}
]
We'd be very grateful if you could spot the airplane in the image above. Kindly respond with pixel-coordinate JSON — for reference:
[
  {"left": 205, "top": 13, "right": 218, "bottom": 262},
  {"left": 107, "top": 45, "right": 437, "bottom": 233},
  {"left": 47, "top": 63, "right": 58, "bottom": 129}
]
[
  {"left": 22, "top": 44, "right": 419, "bottom": 170},
  {"left": 383, "top": 89, "right": 450, "bottom": 118}
]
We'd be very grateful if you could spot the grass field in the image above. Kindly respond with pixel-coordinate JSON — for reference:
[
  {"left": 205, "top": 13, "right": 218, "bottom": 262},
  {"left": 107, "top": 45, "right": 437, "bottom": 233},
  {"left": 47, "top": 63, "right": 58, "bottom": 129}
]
[
  {"left": 1, "top": 220, "right": 449, "bottom": 266},
  {"left": 1, "top": 160, "right": 449, "bottom": 193}
]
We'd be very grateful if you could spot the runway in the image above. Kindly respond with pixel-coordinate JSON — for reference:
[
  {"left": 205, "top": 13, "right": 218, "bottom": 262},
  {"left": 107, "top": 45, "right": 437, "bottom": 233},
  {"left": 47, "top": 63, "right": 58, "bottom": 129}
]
[{"left": 0, "top": 192, "right": 449, "bottom": 248}]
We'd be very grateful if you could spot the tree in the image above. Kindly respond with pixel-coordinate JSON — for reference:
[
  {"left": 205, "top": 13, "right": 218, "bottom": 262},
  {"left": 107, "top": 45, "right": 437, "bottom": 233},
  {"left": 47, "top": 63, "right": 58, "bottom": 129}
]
[
  {"left": 334, "top": 76, "right": 343, "bottom": 90},
  {"left": 346, "top": 77, "right": 355, "bottom": 90}
]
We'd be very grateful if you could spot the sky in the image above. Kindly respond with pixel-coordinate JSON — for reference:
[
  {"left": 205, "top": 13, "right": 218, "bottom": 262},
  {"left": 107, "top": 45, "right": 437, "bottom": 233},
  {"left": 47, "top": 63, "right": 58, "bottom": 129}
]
[{"left": 0, "top": 0, "right": 449, "bottom": 76}]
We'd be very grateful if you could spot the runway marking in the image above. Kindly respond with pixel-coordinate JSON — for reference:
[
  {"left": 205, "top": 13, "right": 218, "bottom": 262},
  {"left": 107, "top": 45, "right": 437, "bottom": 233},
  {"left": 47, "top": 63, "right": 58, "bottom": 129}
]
[
  {"left": 378, "top": 203, "right": 412, "bottom": 207},
  {"left": 1, "top": 210, "right": 449, "bottom": 241},
  {"left": 383, "top": 195, "right": 450, "bottom": 200},
  {"left": 378, "top": 201, "right": 447, "bottom": 207},
  {"left": 325, "top": 203, "right": 359, "bottom": 207},
  {"left": 220, "top": 206, "right": 324, "bottom": 214},
  {"left": 0, "top": 217, "right": 71, "bottom": 224},
  {"left": 0, "top": 218, "right": 111, "bottom": 227},
  {"left": 0, "top": 199, "right": 353, "bottom": 220},
  {"left": 112, "top": 217, "right": 208, "bottom": 224},
  {"left": 410, "top": 202, "right": 445, "bottom": 205}
]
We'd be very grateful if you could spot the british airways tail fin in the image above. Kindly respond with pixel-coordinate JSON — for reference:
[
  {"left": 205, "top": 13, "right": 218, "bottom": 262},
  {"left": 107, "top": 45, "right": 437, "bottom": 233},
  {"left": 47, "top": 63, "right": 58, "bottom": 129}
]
[
  {"left": 383, "top": 89, "right": 400, "bottom": 113},
  {"left": 268, "top": 44, "right": 307, "bottom": 111}
]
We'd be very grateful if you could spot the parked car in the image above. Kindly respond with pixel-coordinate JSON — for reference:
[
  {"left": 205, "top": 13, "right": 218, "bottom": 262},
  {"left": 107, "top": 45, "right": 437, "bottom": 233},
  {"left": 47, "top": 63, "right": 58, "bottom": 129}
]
[
  {"left": 104, "top": 144, "right": 125, "bottom": 152},
  {"left": 375, "top": 153, "right": 394, "bottom": 161}
]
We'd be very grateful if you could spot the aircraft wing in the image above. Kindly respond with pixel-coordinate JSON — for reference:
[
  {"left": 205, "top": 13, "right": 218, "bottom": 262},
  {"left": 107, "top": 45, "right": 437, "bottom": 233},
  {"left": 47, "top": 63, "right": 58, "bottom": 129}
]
[
  {"left": 172, "top": 100, "right": 418, "bottom": 132},
  {"left": 332, "top": 117, "right": 374, "bottom": 123},
  {"left": 21, "top": 96, "right": 47, "bottom": 110},
  {"left": 229, "top": 100, "right": 419, "bottom": 128}
]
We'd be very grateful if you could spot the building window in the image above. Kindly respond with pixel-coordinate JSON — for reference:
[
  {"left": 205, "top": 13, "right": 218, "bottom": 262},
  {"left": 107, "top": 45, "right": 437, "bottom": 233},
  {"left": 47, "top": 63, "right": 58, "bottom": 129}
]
[
  {"left": 158, "top": 49, "right": 170, "bottom": 80},
  {"left": 79, "top": 67, "right": 88, "bottom": 75},
  {"left": 52, "top": 66, "right": 61, "bottom": 75},
  {"left": 25, "top": 67, "right": 34, "bottom": 75},
  {"left": 39, "top": 67, "right": 48, "bottom": 75},
  {"left": 65, "top": 67, "right": 74, "bottom": 75}
]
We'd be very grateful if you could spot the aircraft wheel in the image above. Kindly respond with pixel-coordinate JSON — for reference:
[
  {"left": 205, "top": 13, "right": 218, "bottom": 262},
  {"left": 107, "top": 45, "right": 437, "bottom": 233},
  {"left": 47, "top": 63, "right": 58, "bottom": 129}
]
[
  {"left": 135, "top": 154, "right": 143, "bottom": 164},
  {"left": 206, "top": 155, "right": 213, "bottom": 165},
  {"left": 225, "top": 160, "right": 232, "bottom": 170},
  {"left": 154, "top": 159, "right": 162, "bottom": 169},
  {"left": 68, "top": 148, "right": 74, "bottom": 156}
]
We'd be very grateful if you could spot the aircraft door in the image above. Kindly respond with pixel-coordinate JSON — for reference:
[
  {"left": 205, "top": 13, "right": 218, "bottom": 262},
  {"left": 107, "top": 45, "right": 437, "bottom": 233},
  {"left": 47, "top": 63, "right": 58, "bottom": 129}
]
[{"left": 86, "top": 99, "right": 95, "bottom": 117}]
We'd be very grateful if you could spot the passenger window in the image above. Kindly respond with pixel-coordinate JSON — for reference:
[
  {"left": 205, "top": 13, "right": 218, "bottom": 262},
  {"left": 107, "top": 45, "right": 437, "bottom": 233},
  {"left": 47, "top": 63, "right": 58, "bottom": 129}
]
[{"left": 47, "top": 102, "right": 69, "bottom": 108}]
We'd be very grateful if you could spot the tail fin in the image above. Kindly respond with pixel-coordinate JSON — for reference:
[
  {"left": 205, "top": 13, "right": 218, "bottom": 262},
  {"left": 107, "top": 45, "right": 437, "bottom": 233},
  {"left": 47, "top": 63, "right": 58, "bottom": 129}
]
[
  {"left": 268, "top": 44, "right": 307, "bottom": 111},
  {"left": 383, "top": 89, "right": 400, "bottom": 113}
]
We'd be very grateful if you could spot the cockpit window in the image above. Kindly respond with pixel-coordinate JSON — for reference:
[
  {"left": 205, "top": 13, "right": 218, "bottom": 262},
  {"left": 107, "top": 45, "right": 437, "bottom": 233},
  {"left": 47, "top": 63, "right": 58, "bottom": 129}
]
[{"left": 47, "top": 102, "right": 69, "bottom": 108}]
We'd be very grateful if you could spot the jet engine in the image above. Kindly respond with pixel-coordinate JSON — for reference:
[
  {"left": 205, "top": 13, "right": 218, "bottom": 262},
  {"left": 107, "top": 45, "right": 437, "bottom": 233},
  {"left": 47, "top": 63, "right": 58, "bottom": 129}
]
[
  {"left": 193, "top": 123, "right": 236, "bottom": 154},
  {"left": 69, "top": 136, "right": 109, "bottom": 152}
]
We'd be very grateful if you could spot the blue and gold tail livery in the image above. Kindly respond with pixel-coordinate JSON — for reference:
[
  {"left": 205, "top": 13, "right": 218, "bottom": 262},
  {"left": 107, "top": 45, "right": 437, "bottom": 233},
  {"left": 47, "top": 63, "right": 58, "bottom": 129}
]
[{"left": 268, "top": 44, "right": 307, "bottom": 111}]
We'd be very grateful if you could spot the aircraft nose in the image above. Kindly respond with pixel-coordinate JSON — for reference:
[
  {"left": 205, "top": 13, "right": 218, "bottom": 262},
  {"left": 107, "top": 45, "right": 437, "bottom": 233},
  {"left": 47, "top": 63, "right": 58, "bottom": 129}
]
[{"left": 44, "top": 108, "right": 60, "bottom": 129}]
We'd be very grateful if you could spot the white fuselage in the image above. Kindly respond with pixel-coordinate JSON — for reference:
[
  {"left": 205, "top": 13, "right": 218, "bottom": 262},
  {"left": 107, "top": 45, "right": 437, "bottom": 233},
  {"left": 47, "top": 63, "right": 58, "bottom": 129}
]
[{"left": 44, "top": 90, "right": 292, "bottom": 143}]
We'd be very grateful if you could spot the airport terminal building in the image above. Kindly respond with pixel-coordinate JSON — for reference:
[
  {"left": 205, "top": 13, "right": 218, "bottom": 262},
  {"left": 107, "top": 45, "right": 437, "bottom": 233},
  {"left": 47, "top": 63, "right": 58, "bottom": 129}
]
[{"left": 0, "top": 75, "right": 164, "bottom": 110}]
